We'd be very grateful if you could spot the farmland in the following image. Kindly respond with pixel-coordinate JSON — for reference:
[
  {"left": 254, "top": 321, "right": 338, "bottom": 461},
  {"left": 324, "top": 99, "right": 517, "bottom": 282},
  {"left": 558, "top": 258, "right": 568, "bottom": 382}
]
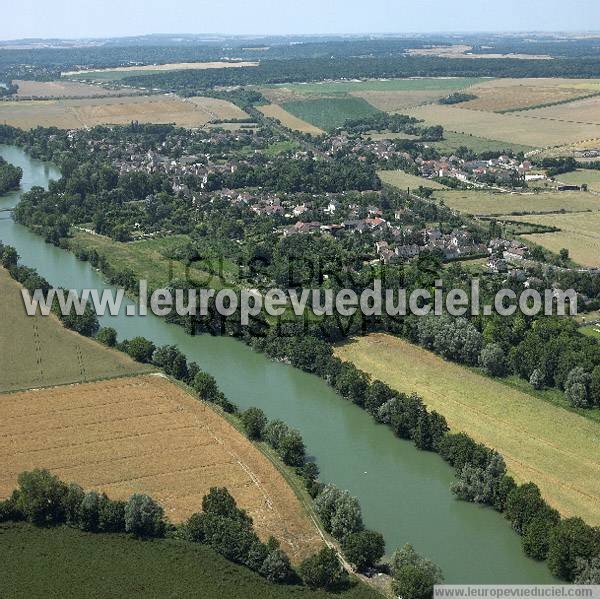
[
  {"left": 432, "top": 188, "right": 600, "bottom": 216},
  {"left": 379, "top": 169, "right": 448, "bottom": 191},
  {"left": 524, "top": 94, "right": 600, "bottom": 124},
  {"left": 65, "top": 61, "right": 259, "bottom": 81},
  {"left": 0, "top": 523, "right": 376, "bottom": 599},
  {"left": 0, "top": 267, "right": 150, "bottom": 393},
  {"left": 430, "top": 131, "right": 533, "bottom": 155},
  {"left": 257, "top": 104, "right": 324, "bottom": 135},
  {"left": 335, "top": 333, "right": 600, "bottom": 525},
  {"left": 510, "top": 211, "right": 600, "bottom": 267},
  {"left": 282, "top": 97, "right": 381, "bottom": 131},
  {"left": 460, "top": 78, "right": 600, "bottom": 113},
  {"left": 12, "top": 79, "right": 137, "bottom": 98},
  {"left": 406, "top": 103, "right": 600, "bottom": 148},
  {"left": 0, "top": 95, "right": 246, "bottom": 129},
  {"left": 556, "top": 169, "right": 600, "bottom": 192},
  {"left": 0, "top": 374, "right": 323, "bottom": 563}
]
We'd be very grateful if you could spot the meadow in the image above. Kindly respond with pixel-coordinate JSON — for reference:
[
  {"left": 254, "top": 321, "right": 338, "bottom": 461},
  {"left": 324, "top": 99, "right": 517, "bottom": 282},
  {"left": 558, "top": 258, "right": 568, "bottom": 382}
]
[
  {"left": 432, "top": 188, "right": 600, "bottom": 216},
  {"left": 555, "top": 168, "right": 600, "bottom": 192},
  {"left": 257, "top": 104, "right": 324, "bottom": 135},
  {"left": 0, "top": 95, "right": 246, "bottom": 129},
  {"left": 0, "top": 268, "right": 150, "bottom": 393},
  {"left": 0, "top": 374, "right": 323, "bottom": 563},
  {"left": 335, "top": 333, "right": 600, "bottom": 525},
  {"left": 406, "top": 104, "right": 600, "bottom": 148},
  {"left": 282, "top": 97, "right": 381, "bottom": 131},
  {"left": 378, "top": 169, "right": 448, "bottom": 191},
  {"left": 510, "top": 211, "right": 600, "bottom": 267},
  {"left": 0, "top": 523, "right": 375, "bottom": 599}
]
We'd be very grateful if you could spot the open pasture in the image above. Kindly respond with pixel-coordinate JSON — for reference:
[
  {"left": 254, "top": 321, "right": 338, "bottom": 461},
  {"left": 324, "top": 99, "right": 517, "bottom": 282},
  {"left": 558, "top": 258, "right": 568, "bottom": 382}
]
[
  {"left": 282, "top": 97, "right": 381, "bottom": 131},
  {"left": 0, "top": 375, "right": 322, "bottom": 562},
  {"left": 406, "top": 104, "right": 600, "bottom": 148},
  {"left": 335, "top": 333, "right": 600, "bottom": 525},
  {"left": 433, "top": 188, "right": 600, "bottom": 216},
  {"left": 0, "top": 95, "right": 246, "bottom": 129},
  {"left": 0, "top": 268, "right": 150, "bottom": 393},
  {"left": 511, "top": 211, "right": 600, "bottom": 267},
  {"left": 257, "top": 103, "right": 325, "bottom": 135}
]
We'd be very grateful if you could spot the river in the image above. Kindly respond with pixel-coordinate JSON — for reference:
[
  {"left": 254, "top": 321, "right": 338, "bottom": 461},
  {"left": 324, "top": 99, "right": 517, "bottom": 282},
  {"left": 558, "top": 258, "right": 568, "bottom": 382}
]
[{"left": 0, "top": 144, "right": 555, "bottom": 583}]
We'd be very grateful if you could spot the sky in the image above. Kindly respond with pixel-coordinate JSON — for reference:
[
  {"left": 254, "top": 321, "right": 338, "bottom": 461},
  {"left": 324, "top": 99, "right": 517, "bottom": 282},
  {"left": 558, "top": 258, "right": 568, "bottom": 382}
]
[{"left": 2, "top": 0, "right": 599, "bottom": 40}]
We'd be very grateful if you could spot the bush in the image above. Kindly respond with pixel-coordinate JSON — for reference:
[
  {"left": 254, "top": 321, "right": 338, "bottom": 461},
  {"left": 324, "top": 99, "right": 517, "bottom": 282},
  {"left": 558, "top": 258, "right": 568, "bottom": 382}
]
[
  {"left": 16, "top": 469, "right": 68, "bottom": 526},
  {"left": 391, "top": 544, "right": 444, "bottom": 599},
  {"left": 96, "top": 326, "right": 117, "bottom": 347},
  {"left": 342, "top": 530, "right": 385, "bottom": 571},
  {"left": 124, "top": 494, "right": 166, "bottom": 538},
  {"left": 241, "top": 407, "right": 267, "bottom": 440},
  {"left": 299, "top": 547, "right": 346, "bottom": 590}
]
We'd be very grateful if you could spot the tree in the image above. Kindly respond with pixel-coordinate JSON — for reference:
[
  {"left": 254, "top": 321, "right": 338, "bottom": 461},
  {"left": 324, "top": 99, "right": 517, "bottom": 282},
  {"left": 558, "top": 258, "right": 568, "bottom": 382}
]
[
  {"left": 62, "top": 482, "right": 85, "bottom": 526},
  {"left": 480, "top": 343, "right": 508, "bottom": 377},
  {"left": 278, "top": 429, "right": 306, "bottom": 467},
  {"left": 314, "top": 485, "right": 363, "bottom": 540},
  {"left": 202, "top": 487, "right": 251, "bottom": 525},
  {"left": 121, "top": 336, "right": 155, "bottom": 363},
  {"left": 124, "top": 494, "right": 166, "bottom": 538},
  {"left": 547, "top": 518, "right": 600, "bottom": 581},
  {"left": 564, "top": 367, "right": 592, "bottom": 408},
  {"left": 522, "top": 510, "right": 560, "bottom": 560},
  {"left": 505, "top": 483, "right": 547, "bottom": 535},
  {"left": 574, "top": 557, "right": 600, "bottom": 584},
  {"left": 559, "top": 248, "right": 570, "bottom": 262},
  {"left": 299, "top": 547, "right": 346, "bottom": 590},
  {"left": 241, "top": 407, "right": 267, "bottom": 440},
  {"left": 16, "top": 469, "right": 67, "bottom": 526},
  {"left": 78, "top": 491, "right": 102, "bottom": 532},
  {"left": 260, "top": 548, "right": 293, "bottom": 583},
  {"left": 192, "top": 371, "right": 221, "bottom": 402},
  {"left": 391, "top": 544, "right": 444, "bottom": 599},
  {"left": 451, "top": 452, "right": 506, "bottom": 506},
  {"left": 96, "top": 326, "right": 117, "bottom": 347},
  {"left": 342, "top": 530, "right": 385, "bottom": 571},
  {"left": 99, "top": 498, "right": 126, "bottom": 532},
  {"left": 529, "top": 368, "right": 545, "bottom": 390}
]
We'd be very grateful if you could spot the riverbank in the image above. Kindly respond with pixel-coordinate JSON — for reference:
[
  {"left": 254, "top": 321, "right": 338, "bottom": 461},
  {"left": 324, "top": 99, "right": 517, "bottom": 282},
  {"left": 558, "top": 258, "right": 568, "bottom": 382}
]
[{"left": 335, "top": 333, "right": 600, "bottom": 526}]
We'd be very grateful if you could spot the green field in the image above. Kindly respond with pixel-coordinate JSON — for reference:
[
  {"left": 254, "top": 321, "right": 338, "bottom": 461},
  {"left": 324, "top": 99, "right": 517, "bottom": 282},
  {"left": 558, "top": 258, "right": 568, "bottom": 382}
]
[
  {"left": 0, "top": 523, "right": 376, "bottom": 599},
  {"left": 0, "top": 267, "right": 151, "bottom": 393},
  {"left": 433, "top": 188, "right": 600, "bottom": 216},
  {"left": 282, "top": 97, "right": 381, "bottom": 131},
  {"left": 430, "top": 131, "right": 533, "bottom": 155},
  {"left": 579, "top": 325, "right": 600, "bottom": 340},
  {"left": 68, "top": 231, "right": 238, "bottom": 291},
  {"left": 264, "top": 140, "right": 302, "bottom": 157},
  {"left": 272, "top": 78, "right": 485, "bottom": 94},
  {"left": 335, "top": 333, "right": 600, "bottom": 525},
  {"left": 556, "top": 169, "right": 600, "bottom": 192},
  {"left": 378, "top": 169, "right": 449, "bottom": 191}
]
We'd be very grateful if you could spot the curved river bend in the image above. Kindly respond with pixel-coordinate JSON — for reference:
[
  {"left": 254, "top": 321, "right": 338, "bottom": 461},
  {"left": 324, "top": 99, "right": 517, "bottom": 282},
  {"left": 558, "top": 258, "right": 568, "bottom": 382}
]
[{"left": 0, "top": 145, "right": 555, "bottom": 583}]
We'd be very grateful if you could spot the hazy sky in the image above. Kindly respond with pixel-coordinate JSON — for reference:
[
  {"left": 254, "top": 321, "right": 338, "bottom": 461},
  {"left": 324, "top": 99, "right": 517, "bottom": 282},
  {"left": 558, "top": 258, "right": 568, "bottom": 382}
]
[{"left": 2, "top": 0, "right": 599, "bottom": 40}]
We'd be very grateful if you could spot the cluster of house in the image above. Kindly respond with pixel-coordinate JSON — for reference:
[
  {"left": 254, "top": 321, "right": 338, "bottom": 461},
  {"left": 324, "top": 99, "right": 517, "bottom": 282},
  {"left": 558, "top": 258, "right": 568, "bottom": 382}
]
[
  {"left": 416, "top": 155, "right": 537, "bottom": 186},
  {"left": 487, "top": 238, "right": 529, "bottom": 272}
]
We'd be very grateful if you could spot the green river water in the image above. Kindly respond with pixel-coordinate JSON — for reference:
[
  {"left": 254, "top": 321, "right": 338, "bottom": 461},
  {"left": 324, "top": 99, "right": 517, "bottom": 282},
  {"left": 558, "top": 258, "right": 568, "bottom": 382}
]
[{"left": 0, "top": 144, "right": 556, "bottom": 584}]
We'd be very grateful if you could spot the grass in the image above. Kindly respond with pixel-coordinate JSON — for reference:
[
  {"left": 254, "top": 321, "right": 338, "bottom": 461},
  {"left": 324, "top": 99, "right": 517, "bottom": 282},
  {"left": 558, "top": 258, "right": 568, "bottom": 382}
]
[
  {"left": 68, "top": 231, "right": 238, "bottom": 291},
  {"left": 0, "top": 523, "right": 377, "bottom": 599},
  {"left": 0, "top": 267, "right": 150, "bottom": 393},
  {"left": 579, "top": 325, "right": 600, "bottom": 340},
  {"left": 271, "top": 78, "right": 484, "bottom": 94},
  {"left": 264, "top": 140, "right": 302, "bottom": 157},
  {"left": 282, "top": 98, "right": 381, "bottom": 131},
  {"left": 378, "top": 169, "right": 449, "bottom": 191},
  {"left": 335, "top": 333, "right": 600, "bottom": 525},
  {"left": 556, "top": 169, "right": 600, "bottom": 192},
  {"left": 430, "top": 131, "right": 533, "bottom": 155},
  {"left": 0, "top": 375, "right": 323, "bottom": 562},
  {"left": 432, "top": 188, "right": 600, "bottom": 216},
  {"left": 257, "top": 104, "right": 324, "bottom": 135},
  {"left": 510, "top": 211, "right": 600, "bottom": 267}
]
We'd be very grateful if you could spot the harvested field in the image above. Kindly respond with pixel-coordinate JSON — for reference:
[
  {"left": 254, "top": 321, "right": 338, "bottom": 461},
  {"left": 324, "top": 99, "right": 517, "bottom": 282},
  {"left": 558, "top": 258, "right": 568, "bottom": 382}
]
[
  {"left": 65, "top": 61, "right": 258, "bottom": 80},
  {"left": 524, "top": 94, "right": 600, "bottom": 125},
  {"left": 257, "top": 104, "right": 324, "bottom": 135},
  {"left": 0, "top": 267, "right": 150, "bottom": 393},
  {"left": 0, "top": 95, "right": 246, "bottom": 129},
  {"left": 0, "top": 375, "right": 323, "bottom": 563},
  {"left": 511, "top": 211, "right": 600, "bottom": 267},
  {"left": 335, "top": 334, "right": 600, "bottom": 525},
  {"left": 433, "top": 188, "right": 600, "bottom": 216},
  {"left": 379, "top": 169, "right": 449, "bottom": 190},
  {"left": 461, "top": 79, "right": 600, "bottom": 113},
  {"left": 406, "top": 104, "right": 600, "bottom": 148},
  {"left": 12, "top": 79, "right": 136, "bottom": 99}
]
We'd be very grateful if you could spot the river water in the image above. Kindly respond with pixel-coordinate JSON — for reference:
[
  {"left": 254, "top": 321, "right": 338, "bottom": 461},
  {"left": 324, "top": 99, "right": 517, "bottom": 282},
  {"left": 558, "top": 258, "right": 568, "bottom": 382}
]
[{"left": 0, "top": 144, "right": 555, "bottom": 583}]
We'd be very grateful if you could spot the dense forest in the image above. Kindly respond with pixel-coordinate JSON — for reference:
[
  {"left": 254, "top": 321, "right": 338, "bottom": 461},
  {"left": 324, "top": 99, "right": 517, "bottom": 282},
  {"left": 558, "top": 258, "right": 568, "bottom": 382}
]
[{"left": 0, "top": 157, "right": 23, "bottom": 194}]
